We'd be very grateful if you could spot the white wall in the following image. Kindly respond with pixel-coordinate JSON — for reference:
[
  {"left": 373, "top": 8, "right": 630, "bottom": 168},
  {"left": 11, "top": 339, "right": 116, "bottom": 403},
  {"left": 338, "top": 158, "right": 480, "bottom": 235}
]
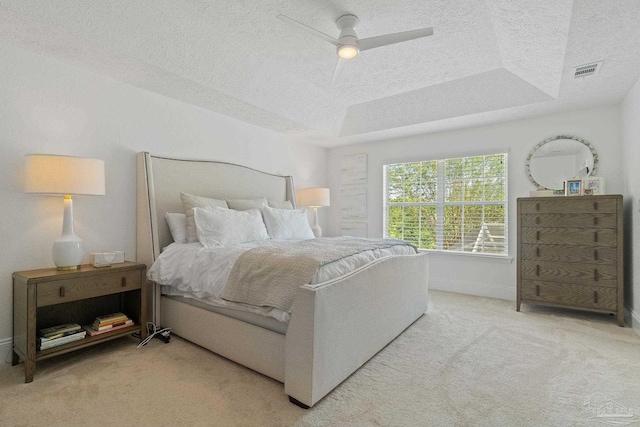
[
  {"left": 327, "top": 106, "right": 623, "bottom": 301},
  {"left": 621, "top": 76, "right": 640, "bottom": 335},
  {"left": 0, "top": 42, "right": 327, "bottom": 360}
]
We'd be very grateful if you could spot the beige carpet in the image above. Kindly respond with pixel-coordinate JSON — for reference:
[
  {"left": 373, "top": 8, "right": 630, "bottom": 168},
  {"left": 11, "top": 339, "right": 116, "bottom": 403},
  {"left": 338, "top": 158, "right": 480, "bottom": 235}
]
[{"left": 2, "top": 291, "right": 640, "bottom": 427}]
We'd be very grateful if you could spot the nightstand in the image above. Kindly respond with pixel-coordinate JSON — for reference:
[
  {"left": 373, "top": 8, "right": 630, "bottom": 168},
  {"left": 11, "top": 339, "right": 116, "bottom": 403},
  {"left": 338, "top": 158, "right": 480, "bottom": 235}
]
[{"left": 12, "top": 262, "right": 147, "bottom": 383}]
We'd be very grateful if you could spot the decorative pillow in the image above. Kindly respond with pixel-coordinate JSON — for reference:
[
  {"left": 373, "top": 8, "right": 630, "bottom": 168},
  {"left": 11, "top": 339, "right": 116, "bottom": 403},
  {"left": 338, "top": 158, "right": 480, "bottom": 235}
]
[
  {"left": 194, "top": 207, "right": 270, "bottom": 247},
  {"left": 261, "top": 206, "right": 315, "bottom": 240},
  {"left": 165, "top": 212, "right": 187, "bottom": 244},
  {"left": 268, "top": 200, "right": 294, "bottom": 210},
  {"left": 226, "top": 197, "right": 268, "bottom": 211},
  {"left": 181, "top": 192, "right": 228, "bottom": 243}
]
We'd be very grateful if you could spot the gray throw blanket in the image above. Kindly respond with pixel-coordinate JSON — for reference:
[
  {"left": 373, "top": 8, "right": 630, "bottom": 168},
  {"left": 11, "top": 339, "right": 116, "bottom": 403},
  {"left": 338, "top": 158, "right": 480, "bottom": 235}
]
[{"left": 220, "top": 237, "right": 416, "bottom": 312}]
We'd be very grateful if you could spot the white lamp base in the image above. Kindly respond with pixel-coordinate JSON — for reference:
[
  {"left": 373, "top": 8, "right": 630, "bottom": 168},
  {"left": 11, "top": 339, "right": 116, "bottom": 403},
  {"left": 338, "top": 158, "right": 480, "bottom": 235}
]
[
  {"left": 311, "top": 224, "right": 322, "bottom": 238},
  {"left": 53, "top": 196, "right": 83, "bottom": 270}
]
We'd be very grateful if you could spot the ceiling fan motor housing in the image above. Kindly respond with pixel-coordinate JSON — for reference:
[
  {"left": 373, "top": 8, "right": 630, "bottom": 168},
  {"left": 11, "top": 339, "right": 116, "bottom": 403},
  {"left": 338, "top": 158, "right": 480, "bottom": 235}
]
[{"left": 336, "top": 14, "right": 360, "bottom": 57}]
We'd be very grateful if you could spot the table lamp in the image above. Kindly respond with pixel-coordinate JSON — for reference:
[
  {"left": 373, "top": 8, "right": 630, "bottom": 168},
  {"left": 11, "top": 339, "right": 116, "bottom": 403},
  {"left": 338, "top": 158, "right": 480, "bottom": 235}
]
[
  {"left": 24, "top": 154, "right": 105, "bottom": 270},
  {"left": 297, "top": 187, "right": 330, "bottom": 237}
]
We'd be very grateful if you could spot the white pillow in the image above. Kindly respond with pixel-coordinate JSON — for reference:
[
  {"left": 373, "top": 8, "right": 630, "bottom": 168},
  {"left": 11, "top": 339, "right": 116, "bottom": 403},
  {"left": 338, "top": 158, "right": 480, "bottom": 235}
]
[
  {"left": 226, "top": 197, "right": 268, "bottom": 211},
  {"left": 268, "top": 200, "right": 294, "bottom": 210},
  {"left": 262, "top": 206, "right": 315, "bottom": 240},
  {"left": 181, "top": 192, "right": 228, "bottom": 243},
  {"left": 165, "top": 212, "right": 187, "bottom": 244},
  {"left": 194, "top": 207, "right": 270, "bottom": 247}
]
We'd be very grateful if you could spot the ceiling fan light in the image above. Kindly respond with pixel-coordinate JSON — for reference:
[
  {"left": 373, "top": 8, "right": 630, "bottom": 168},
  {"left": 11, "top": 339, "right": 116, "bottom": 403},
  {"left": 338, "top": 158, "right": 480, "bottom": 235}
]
[{"left": 338, "top": 45, "right": 359, "bottom": 59}]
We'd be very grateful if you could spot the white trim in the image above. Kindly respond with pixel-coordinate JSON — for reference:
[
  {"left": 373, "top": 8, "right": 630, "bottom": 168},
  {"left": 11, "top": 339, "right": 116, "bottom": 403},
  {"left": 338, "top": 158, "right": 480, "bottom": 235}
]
[
  {"left": 425, "top": 250, "right": 513, "bottom": 264},
  {"left": 625, "top": 305, "right": 640, "bottom": 336},
  {"left": 430, "top": 277, "right": 515, "bottom": 301},
  {"left": 0, "top": 337, "right": 12, "bottom": 365}
]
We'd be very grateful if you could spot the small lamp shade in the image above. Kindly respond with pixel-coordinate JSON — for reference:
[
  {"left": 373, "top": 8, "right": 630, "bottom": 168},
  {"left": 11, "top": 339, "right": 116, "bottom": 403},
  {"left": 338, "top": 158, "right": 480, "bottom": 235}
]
[
  {"left": 297, "top": 187, "right": 330, "bottom": 208},
  {"left": 25, "top": 155, "right": 105, "bottom": 196},
  {"left": 24, "top": 154, "right": 105, "bottom": 270}
]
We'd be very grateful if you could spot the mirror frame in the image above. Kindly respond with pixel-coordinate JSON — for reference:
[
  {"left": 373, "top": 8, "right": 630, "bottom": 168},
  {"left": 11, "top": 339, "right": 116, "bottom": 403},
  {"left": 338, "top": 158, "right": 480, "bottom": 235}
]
[{"left": 526, "top": 135, "right": 599, "bottom": 192}]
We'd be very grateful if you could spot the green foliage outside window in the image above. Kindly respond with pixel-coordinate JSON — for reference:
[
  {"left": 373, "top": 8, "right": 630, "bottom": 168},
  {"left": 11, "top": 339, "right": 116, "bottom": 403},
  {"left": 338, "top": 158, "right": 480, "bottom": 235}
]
[{"left": 385, "top": 154, "right": 507, "bottom": 254}]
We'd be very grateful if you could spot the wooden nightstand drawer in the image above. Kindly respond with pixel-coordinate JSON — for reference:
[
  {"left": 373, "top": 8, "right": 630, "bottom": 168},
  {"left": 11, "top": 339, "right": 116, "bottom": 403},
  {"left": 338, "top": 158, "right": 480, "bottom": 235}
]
[
  {"left": 37, "top": 269, "right": 142, "bottom": 307},
  {"left": 521, "top": 280, "right": 617, "bottom": 311},
  {"left": 519, "top": 198, "right": 617, "bottom": 214},
  {"left": 520, "top": 227, "right": 617, "bottom": 246},
  {"left": 521, "top": 260, "right": 617, "bottom": 287}
]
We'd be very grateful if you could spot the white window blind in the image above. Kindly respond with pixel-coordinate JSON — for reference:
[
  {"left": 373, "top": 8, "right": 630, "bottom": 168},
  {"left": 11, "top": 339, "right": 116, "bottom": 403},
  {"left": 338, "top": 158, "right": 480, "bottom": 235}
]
[{"left": 384, "top": 153, "right": 508, "bottom": 255}]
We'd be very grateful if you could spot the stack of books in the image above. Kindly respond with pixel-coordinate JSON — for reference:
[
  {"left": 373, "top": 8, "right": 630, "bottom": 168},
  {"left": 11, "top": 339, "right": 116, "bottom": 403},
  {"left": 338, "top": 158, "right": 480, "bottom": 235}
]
[
  {"left": 83, "top": 312, "right": 133, "bottom": 336},
  {"left": 38, "top": 323, "right": 86, "bottom": 350}
]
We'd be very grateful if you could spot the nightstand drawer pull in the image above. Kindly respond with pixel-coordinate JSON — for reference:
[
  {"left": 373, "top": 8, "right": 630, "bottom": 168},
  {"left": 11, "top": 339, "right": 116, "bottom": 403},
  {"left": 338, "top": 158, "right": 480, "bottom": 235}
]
[
  {"left": 594, "top": 291, "right": 599, "bottom": 304},
  {"left": 121, "top": 277, "right": 127, "bottom": 287},
  {"left": 594, "top": 250, "right": 599, "bottom": 261},
  {"left": 594, "top": 269, "right": 599, "bottom": 281},
  {"left": 59, "top": 286, "right": 65, "bottom": 297}
]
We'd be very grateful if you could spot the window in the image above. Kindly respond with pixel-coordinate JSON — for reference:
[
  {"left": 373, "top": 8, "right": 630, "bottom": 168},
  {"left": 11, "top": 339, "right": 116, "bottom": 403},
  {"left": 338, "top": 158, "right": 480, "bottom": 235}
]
[{"left": 384, "top": 153, "right": 508, "bottom": 255}]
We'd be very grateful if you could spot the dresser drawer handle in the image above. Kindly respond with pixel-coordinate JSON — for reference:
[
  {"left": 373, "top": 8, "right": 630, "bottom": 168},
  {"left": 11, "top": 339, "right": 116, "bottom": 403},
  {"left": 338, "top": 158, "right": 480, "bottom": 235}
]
[
  {"left": 594, "top": 231, "right": 598, "bottom": 243},
  {"left": 536, "top": 265, "right": 540, "bottom": 276},
  {"left": 121, "top": 278, "right": 127, "bottom": 287},
  {"left": 594, "top": 269, "right": 599, "bottom": 281},
  {"left": 536, "top": 203, "right": 540, "bottom": 211},
  {"left": 594, "top": 217, "right": 599, "bottom": 226},
  {"left": 59, "top": 286, "right": 65, "bottom": 297},
  {"left": 536, "top": 285, "right": 540, "bottom": 296},
  {"left": 536, "top": 230, "right": 540, "bottom": 241},
  {"left": 594, "top": 291, "right": 599, "bottom": 304},
  {"left": 536, "top": 247, "right": 540, "bottom": 257},
  {"left": 594, "top": 202, "right": 598, "bottom": 210},
  {"left": 594, "top": 250, "right": 599, "bottom": 261},
  {"left": 535, "top": 216, "right": 540, "bottom": 225}
]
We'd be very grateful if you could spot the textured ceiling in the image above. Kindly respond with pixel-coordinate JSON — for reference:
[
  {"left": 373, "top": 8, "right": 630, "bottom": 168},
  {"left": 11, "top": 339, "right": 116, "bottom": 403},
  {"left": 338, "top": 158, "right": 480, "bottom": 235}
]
[{"left": 1, "top": 0, "right": 639, "bottom": 147}]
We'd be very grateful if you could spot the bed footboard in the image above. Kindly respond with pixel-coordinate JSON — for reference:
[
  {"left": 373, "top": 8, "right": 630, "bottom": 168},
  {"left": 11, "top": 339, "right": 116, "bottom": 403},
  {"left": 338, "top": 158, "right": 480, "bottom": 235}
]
[{"left": 284, "top": 252, "right": 428, "bottom": 407}]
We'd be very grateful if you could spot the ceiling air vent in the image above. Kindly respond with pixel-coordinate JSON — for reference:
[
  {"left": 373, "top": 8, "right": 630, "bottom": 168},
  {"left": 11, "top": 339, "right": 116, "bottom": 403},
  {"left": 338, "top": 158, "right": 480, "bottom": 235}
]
[{"left": 573, "top": 61, "right": 603, "bottom": 78}]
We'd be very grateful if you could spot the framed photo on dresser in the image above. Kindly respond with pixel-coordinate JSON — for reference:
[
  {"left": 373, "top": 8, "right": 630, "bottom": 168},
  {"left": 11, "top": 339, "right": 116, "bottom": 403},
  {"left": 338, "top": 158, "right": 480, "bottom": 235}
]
[
  {"left": 583, "top": 176, "right": 605, "bottom": 195},
  {"left": 565, "top": 179, "right": 582, "bottom": 196}
]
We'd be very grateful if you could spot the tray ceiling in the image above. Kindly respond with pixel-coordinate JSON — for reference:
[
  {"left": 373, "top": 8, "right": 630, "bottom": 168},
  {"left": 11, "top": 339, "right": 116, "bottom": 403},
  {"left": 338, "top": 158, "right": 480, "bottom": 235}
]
[{"left": 1, "top": 0, "right": 639, "bottom": 147}]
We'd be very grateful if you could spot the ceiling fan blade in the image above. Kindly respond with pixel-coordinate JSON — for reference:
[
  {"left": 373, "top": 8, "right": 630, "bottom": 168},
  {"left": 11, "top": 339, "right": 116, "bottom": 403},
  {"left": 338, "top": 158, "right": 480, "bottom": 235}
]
[
  {"left": 359, "top": 27, "right": 433, "bottom": 51},
  {"left": 277, "top": 14, "right": 339, "bottom": 46},
  {"left": 331, "top": 58, "right": 346, "bottom": 85}
]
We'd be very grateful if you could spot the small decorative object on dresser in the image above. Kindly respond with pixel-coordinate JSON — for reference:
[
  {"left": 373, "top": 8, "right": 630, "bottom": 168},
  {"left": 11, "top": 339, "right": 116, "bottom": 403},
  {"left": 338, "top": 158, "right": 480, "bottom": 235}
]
[
  {"left": 583, "top": 176, "right": 605, "bottom": 195},
  {"left": 565, "top": 179, "right": 583, "bottom": 196},
  {"left": 517, "top": 195, "right": 623, "bottom": 326},
  {"left": 12, "top": 262, "right": 147, "bottom": 382}
]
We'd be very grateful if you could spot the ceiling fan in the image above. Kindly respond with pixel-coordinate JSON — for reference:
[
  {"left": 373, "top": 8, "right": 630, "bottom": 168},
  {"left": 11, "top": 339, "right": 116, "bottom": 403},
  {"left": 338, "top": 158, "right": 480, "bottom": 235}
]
[{"left": 277, "top": 14, "right": 433, "bottom": 85}]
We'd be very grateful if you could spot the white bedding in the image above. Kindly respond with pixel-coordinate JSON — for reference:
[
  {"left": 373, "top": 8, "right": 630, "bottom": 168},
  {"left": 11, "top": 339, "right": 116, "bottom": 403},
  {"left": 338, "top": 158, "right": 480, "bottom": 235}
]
[{"left": 147, "top": 239, "right": 415, "bottom": 323}]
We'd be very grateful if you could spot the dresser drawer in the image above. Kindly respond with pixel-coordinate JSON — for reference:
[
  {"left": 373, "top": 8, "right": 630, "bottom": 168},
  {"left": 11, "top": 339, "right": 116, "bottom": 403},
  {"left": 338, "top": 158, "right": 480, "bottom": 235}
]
[
  {"left": 521, "top": 260, "right": 617, "bottom": 287},
  {"left": 37, "top": 269, "right": 142, "bottom": 307},
  {"left": 519, "top": 198, "right": 617, "bottom": 214},
  {"left": 521, "top": 280, "right": 617, "bottom": 311},
  {"left": 520, "top": 227, "right": 617, "bottom": 246},
  {"left": 520, "top": 213, "right": 616, "bottom": 229},
  {"left": 520, "top": 244, "right": 617, "bottom": 265}
]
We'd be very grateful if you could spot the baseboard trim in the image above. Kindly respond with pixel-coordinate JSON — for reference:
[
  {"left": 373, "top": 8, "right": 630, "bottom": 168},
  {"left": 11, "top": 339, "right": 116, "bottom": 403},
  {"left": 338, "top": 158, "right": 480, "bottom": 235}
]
[
  {"left": 430, "top": 277, "right": 515, "bottom": 301},
  {"left": 0, "top": 337, "right": 12, "bottom": 365},
  {"left": 625, "top": 305, "right": 640, "bottom": 336}
]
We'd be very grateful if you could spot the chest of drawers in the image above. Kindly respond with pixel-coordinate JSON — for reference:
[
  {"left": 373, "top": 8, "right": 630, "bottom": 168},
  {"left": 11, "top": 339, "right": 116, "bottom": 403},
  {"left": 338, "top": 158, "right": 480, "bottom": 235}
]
[{"left": 516, "top": 195, "right": 623, "bottom": 326}]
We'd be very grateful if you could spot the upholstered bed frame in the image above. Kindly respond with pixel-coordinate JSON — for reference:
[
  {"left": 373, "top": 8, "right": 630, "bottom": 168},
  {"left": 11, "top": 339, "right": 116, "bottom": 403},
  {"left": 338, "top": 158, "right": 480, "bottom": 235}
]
[{"left": 136, "top": 152, "right": 428, "bottom": 408}]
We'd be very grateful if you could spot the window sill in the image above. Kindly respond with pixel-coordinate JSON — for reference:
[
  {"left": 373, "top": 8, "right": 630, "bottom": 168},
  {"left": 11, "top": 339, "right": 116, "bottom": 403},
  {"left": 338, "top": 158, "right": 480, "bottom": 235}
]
[{"left": 420, "top": 250, "right": 514, "bottom": 264}]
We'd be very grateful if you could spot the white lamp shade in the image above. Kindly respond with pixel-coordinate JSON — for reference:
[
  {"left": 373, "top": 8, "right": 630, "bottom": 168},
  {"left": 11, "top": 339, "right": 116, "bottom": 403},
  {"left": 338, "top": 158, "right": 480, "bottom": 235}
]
[
  {"left": 297, "top": 187, "right": 330, "bottom": 208},
  {"left": 24, "top": 154, "right": 105, "bottom": 196}
]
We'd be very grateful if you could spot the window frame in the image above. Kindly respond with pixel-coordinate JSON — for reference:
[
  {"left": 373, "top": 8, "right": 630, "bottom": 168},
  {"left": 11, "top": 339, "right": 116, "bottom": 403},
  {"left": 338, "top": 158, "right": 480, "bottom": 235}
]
[{"left": 383, "top": 153, "right": 509, "bottom": 256}]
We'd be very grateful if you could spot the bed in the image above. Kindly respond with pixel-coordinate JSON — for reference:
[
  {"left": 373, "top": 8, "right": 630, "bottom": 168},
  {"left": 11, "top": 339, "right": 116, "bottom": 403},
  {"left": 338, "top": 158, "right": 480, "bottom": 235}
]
[{"left": 136, "top": 152, "right": 428, "bottom": 408}]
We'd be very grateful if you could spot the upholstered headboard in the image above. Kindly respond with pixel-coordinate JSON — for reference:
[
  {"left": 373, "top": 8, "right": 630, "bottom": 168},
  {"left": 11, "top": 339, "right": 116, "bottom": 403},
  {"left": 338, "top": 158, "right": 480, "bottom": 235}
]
[{"left": 136, "top": 152, "right": 296, "bottom": 269}]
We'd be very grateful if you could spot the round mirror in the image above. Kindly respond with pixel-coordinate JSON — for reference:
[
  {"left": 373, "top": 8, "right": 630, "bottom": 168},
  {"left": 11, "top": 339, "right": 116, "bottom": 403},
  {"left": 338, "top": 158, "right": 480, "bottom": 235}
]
[{"left": 526, "top": 135, "right": 598, "bottom": 191}]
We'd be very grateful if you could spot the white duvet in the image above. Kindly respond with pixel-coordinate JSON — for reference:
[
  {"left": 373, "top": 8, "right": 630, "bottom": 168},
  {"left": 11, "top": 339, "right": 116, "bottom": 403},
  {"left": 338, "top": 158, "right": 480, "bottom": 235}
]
[{"left": 147, "top": 239, "right": 415, "bottom": 322}]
